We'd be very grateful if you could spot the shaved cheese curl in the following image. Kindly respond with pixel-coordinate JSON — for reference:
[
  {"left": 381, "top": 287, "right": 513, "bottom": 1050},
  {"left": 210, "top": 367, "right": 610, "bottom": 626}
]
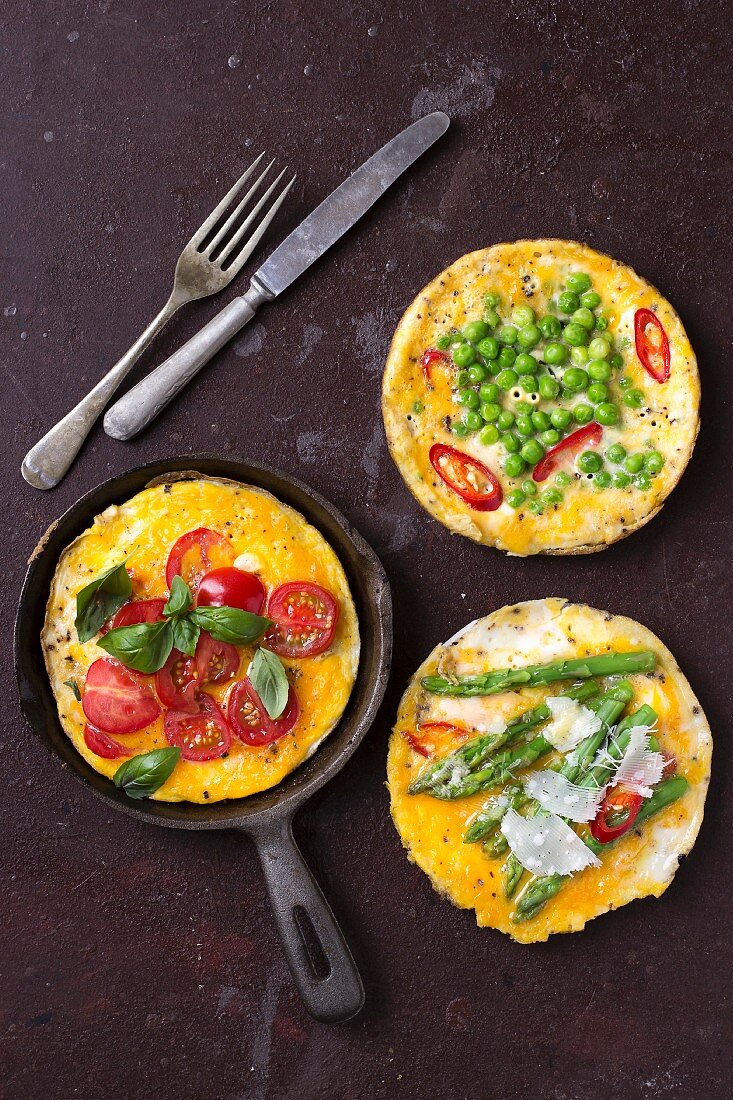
[
  {"left": 524, "top": 770, "right": 605, "bottom": 823},
  {"left": 544, "top": 696, "right": 602, "bottom": 753},
  {"left": 613, "top": 726, "right": 665, "bottom": 796},
  {"left": 500, "top": 808, "right": 601, "bottom": 876}
]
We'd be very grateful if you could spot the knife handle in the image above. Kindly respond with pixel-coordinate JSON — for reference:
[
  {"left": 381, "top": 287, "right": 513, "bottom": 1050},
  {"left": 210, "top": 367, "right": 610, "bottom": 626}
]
[{"left": 103, "top": 281, "right": 269, "bottom": 440}]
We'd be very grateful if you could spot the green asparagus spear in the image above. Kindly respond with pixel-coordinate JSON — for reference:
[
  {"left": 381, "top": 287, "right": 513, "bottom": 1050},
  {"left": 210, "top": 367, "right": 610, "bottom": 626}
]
[
  {"left": 410, "top": 680, "right": 599, "bottom": 797},
  {"left": 422, "top": 650, "right": 656, "bottom": 698},
  {"left": 464, "top": 786, "right": 525, "bottom": 843}
]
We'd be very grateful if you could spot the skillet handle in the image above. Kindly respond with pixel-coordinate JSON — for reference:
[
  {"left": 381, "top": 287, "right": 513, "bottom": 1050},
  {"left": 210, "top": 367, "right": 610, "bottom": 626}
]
[{"left": 247, "top": 817, "right": 364, "bottom": 1023}]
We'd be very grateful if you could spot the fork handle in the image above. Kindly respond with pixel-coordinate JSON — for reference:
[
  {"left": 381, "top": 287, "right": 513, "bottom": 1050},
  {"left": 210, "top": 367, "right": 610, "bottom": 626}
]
[
  {"left": 22, "top": 294, "right": 183, "bottom": 489},
  {"left": 103, "top": 282, "right": 270, "bottom": 440}
]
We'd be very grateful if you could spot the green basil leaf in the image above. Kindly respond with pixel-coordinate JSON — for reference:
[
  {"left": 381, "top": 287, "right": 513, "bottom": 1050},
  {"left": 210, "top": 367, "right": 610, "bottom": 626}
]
[
  {"left": 75, "top": 559, "right": 132, "bottom": 643},
  {"left": 97, "top": 619, "right": 174, "bottom": 673},
  {"left": 63, "top": 678, "right": 81, "bottom": 701},
  {"left": 113, "top": 748, "right": 181, "bottom": 800},
  {"left": 170, "top": 615, "right": 200, "bottom": 657},
  {"left": 189, "top": 606, "right": 271, "bottom": 646},
  {"left": 164, "top": 575, "right": 193, "bottom": 617},
  {"left": 249, "top": 647, "right": 289, "bottom": 720}
]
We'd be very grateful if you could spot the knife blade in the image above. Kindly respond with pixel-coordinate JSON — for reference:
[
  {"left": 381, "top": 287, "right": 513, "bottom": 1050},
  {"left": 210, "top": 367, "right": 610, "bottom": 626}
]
[{"left": 103, "top": 111, "right": 450, "bottom": 440}]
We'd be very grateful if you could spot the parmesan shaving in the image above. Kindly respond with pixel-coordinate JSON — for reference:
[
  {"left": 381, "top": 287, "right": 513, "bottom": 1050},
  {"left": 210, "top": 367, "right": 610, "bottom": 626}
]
[
  {"left": 500, "top": 808, "right": 601, "bottom": 876},
  {"left": 524, "top": 770, "right": 605, "bottom": 823},
  {"left": 543, "top": 696, "right": 602, "bottom": 753},
  {"left": 612, "top": 726, "right": 665, "bottom": 797}
]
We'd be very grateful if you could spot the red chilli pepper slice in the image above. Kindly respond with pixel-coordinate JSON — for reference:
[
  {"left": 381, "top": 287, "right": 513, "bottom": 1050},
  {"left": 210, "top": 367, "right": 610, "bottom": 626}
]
[
  {"left": 429, "top": 444, "right": 503, "bottom": 511},
  {"left": 532, "top": 422, "right": 602, "bottom": 483},
  {"left": 402, "top": 721, "right": 469, "bottom": 759},
  {"left": 590, "top": 785, "right": 643, "bottom": 844},
  {"left": 421, "top": 349, "right": 450, "bottom": 384},
  {"left": 634, "top": 308, "right": 670, "bottom": 383}
]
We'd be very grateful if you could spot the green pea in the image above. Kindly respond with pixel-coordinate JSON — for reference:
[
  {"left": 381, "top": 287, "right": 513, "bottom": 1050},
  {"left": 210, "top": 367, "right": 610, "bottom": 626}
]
[
  {"left": 479, "top": 424, "right": 500, "bottom": 446},
  {"left": 606, "top": 444, "right": 627, "bottom": 464},
  {"left": 483, "top": 307, "right": 501, "bottom": 328},
  {"left": 502, "top": 433, "right": 521, "bottom": 454},
  {"left": 595, "top": 402, "right": 619, "bottom": 426},
  {"left": 452, "top": 421, "right": 469, "bottom": 438},
  {"left": 497, "top": 409, "right": 516, "bottom": 430},
  {"left": 511, "top": 305, "right": 535, "bottom": 327},
  {"left": 521, "top": 439, "right": 545, "bottom": 465},
  {"left": 462, "top": 409, "right": 483, "bottom": 431},
  {"left": 572, "top": 307, "right": 595, "bottom": 330},
  {"left": 455, "top": 370, "right": 471, "bottom": 389},
  {"left": 610, "top": 353, "right": 624, "bottom": 370},
  {"left": 566, "top": 272, "right": 592, "bottom": 293},
  {"left": 587, "top": 382, "right": 609, "bottom": 404},
  {"left": 550, "top": 408, "right": 573, "bottom": 430},
  {"left": 573, "top": 403, "right": 594, "bottom": 425},
  {"left": 570, "top": 345, "right": 589, "bottom": 366},
  {"left": 539, "top": 375, "right": 560, "bottom": 400},
  {"left": 504, "top": 454, "right": 526, "bottom": 477},
  {"left": 521, "top": 479, "right": 537, "bottom": 497},
  {"left": 468, "top": 363, "right": 489, "bottom": 383},
  {"left": 497, "top": 369, "right": 519, "bottom": 391},
  {"left": 520, "top": 375, "right": 539, "bottom": 393},
  {"left": 453, "top": 343, "right": 476, "bottom": 367},
  {"left": 625, "top": 453, "right": 644, "bottom": 474},
  {"left": 540, "top": 315, "right": 562, "bottom": 339},
  {"left": 595, "top": 315, "right": 609, "bottom": 331},
  {"left": 498, "top": 347, "right": 517, "bottom": 369},
  {"left": 634, "top": 472, "right": 652, "bottom": 491},
  {"left": 618, "top": 374, "right": 631, "bottom": 388},
  {"left": 484, "top": 292, "right": 500, "bottom": 308},
  {"left": 594, "top": 470, "right": 612, "bottom": 489},
  {"left": 480, "top": 402, "right": 502, "bottom": 423},
  {"left": 477, "top": 336, "right": 500, "bottom": 360},
  {"left": 513, "top": 401, "right": 532, "bottom": 415},
  {"left": 587, "top": 359, "right": 611, "bottom": 383},
  {"left": 517, "top": 324, "right": 542, "bottom": 349},
  {"left": 580, "top": 290, "right": 601, "bottom": 310},
  {"left": 514, "top": 352, "right": 536, "bottom": 375},
  {"left": 558, "top": 291, "right": 580, "bottom": 314},
  {"left": 563, "top": 367, "right": 589, "bottom": 392},
  {"left": 644, "top": 450, "right": 664, "bottom": 475},
  {"left": 479, "top": 382, "right": 500, "bottom": 403},
  {"left": 507, "top": 489, "right": 526, "bottom": 509},
  {"left": 530, "top": 410, "right": 551, "bottom": 432},
  {"left": 539, "top": 429, "right": 561, "bottom": 447},
  {"left": 541, "top": 488, "right": 563, "bottom": 505},
  {"left": 516, "top": 415, "right": 534, "bottom": 437},
  {"left": 436, "top": 334, "right": 451, "bottom": 350},
  {"left": 588, "top": 336, "right": 611, "bottom": 360},
  {"left": 412, "top": 400, "right": 423, "bottom": 414},
  {"left": 555, "top": 471, "right": 572, "bottom": 487},
  {"left": 613, "top": 471, "right": 631, "bottom": 488},
  {"left": 456, "top": 388, "right": 479, "bottom": 409},
  {"left": 577, "top": 451, "right": 603, "bottom": 474},
  {"left": 497, "top": 324, "right": 518, "bottom": 345},
  {"left": 624, "top": 388, "right": 645, "bottom": 408},
  {"left": 544, "top": 341, "right": 568, "bottom": 366},
  {"left": 529, "top": 500, "right": 544, "bottom": 515},
  {"left": 563, "top": 322, "right": 589, "bottom": 347},
  {"left": 463, "top": 321, "right": 489, "bottom": 343}
]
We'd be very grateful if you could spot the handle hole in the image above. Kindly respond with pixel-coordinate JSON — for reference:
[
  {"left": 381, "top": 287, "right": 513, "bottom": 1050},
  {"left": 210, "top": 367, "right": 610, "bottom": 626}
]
[{"left": 293, "top": 905, "right": 331, "bottom": 981}]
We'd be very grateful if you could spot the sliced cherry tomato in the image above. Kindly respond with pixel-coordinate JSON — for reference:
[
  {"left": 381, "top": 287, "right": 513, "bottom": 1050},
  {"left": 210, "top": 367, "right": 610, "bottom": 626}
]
[
  {"left": 83, "top": 723, "right": 132, "bottom": 760},
  {"left": 228, "top": 679, "right": 300, "bottom": 746},
  {"left": 421, "top": 348, "right": 450, "bottom": 384},
  {"left": 590, "top": 785, "right": 643, "bottom": 844},
  {"left": 532, "top": 422, "right": 603, "bottom": 482},
  {"left": 195, "top": 631, "right": 240, "bottom": 683},
  {"left": 429, "top": 444, "right": 503, "bottom": 511},
  {"left": 402, "top": 721, "right": 469, "bottom": 758},
  {"left": 112, "top": 598, "right": 167, "bottom": 629},
  {"left": 164, "top": 692, "right": 232, "bottom": 761},
  {"left": 265, "top": 582, "right": 339, "bottom": 658},
  {"left": 82, "top": 658, "right": 161, "bottom": 734},
  {"left": 165, "top": 528, "right": 234, "bottom": 593},
  {"left": 197, "top": 567, "right": 266, "bottom": 615},
  {"left": 155, "top": 649, "right": 198, "bottom": 712},
  {"left": 634, "top": 308, "right": 670, "bottom": 383}
]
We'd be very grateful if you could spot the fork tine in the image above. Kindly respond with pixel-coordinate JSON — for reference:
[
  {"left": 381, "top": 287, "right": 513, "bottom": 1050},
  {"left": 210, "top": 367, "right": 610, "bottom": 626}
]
[
  {"left": 218, "top": 171, "right": 296, "bottom": 271},
  {"left": 202, "top": 157, "right": 276, "bottom": 258},
  {"left": 188, "top": 151, "right": 266, "bottom": 249}
]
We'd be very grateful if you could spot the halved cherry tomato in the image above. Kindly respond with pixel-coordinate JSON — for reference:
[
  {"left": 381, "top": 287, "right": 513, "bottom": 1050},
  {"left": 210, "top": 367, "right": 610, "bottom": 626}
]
[
  {"left": 532, "top": 422, "right": 602, "bottom": 482},
  {"left": 195, "top": 631, "right": 240, "bottom": 683},
  {"left": 421, "top": 348, "right": 450, "bottom": 384},
  {"left": 265, "top": 582, "right": 339, "bottom": 658},
  {"left": 112, "top": 598, "right": 166, "bottom": 629},
  {"left": 197, "top": 567, "right": 266, "bottom": 615},
  {"left": 228, "top": 679, "right": 300, "bottom": 746},
  {"left": 429, "top": 444, "right": 503, "bottom": 511},
  {"left": 402, "top": 721, "right": 469, "bottom": 758},
  {"left": 83, "top": 723, "right": 132, "bottom": 760},
  {"left": 165, "top": 528, "right": 234, "bottom": 593},
  {"left": 164, "top": 692, "right": 231, "bottom": 762},
  {"left": 155, "top": 633, "right": 240, "bottom": 711},
  {"left": 634, "top": 308, "right": 670, "bottom": 383},
  {"left": 590, "top": 785, "right": 643, "bottom": 844},
  {"left": 82, "top": 658, "right": 161, "bottom": 734}
]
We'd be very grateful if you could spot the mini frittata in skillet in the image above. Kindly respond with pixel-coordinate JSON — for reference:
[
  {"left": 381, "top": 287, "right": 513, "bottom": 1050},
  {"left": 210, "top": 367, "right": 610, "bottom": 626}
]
[
  {"left": 42, "top": 477, "right": 359, "bottom": 803},
  {"left": 382, "top": 240, "right": 699, "bottom": 555},
  {"left": 387, "top": 599, "right": 710, "bottom": 943}
]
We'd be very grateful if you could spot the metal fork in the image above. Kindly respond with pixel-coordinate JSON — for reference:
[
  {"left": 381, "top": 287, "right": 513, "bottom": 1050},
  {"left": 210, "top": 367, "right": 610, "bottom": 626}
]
[{"left": 22, "top": 154, "right": 295, "bottom": 489}]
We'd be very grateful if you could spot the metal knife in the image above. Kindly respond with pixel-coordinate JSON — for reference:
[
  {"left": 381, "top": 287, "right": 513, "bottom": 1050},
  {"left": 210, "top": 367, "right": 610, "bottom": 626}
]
[{"left": 103, "top": 111, "right": 450, "bottom": 440}]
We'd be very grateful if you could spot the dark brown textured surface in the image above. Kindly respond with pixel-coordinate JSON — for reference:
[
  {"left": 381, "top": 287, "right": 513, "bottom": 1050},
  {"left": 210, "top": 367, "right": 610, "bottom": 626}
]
[{"left": 2, "top": 2, "right": 731, "bottom": 1098}]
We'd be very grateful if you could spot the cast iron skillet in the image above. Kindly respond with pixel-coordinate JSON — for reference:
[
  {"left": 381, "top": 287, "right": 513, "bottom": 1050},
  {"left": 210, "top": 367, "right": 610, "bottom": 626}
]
[{"left": 14, "top": 456, "right": 392, "bottom": 1023}]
